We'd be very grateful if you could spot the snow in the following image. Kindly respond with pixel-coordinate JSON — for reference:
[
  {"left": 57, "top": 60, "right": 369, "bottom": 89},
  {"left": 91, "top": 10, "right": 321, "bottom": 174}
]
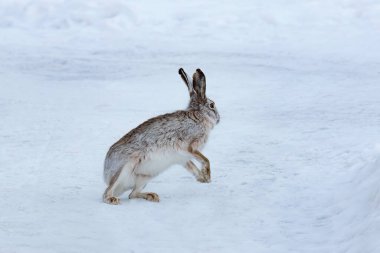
[{"left": 1, "top": 0, "right": 380, "bottom": 252}]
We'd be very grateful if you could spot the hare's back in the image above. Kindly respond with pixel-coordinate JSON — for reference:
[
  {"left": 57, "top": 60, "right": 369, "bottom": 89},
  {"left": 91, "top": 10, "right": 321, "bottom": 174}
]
[{"left": 120, "top": 111, "right": 198, "bottom": 148}]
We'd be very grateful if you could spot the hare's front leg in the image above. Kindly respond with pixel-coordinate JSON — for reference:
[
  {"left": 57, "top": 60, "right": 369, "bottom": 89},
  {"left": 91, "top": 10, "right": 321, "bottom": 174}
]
[
  {"left": 129, "top": 175, "right": 160, "bottom": 202},
  {"left": 188, "top": 147, "right": 211, "bottom": 183},
  {"left": 185, "top": 161, "right": 209, "bottom": 183}
]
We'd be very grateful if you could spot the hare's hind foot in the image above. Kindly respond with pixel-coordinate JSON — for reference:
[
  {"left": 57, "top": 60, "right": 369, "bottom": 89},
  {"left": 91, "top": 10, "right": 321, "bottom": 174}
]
[
  {"left": 104, "top": 196, "right": 120, "bottom": 205},
  {"left": 103, "top": 181, "right": 125, "bottom": 205},
  {"left": 144, "top": 192, "right": 160, "bottom": 202},
  {"left": 103, "top": 182, "right": 125, "bottom": 205},
  {"left": 128, "top": 175, "right": 159, "bottom": 202},
  {"left": 129, "top": 192, "right": 160, "bottom": 202}
]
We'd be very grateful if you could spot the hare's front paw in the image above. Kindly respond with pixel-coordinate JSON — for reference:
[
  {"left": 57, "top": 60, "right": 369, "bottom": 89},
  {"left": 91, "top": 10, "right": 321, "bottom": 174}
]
[
  {"left": 197, "top": 169, "right": 211, "bottom": 183},
  {"left": 145, "top": 193, "right": 160, "bottom": 202},
  {"left": 104, "top": 196, "right": 120, "bottom": 205}
]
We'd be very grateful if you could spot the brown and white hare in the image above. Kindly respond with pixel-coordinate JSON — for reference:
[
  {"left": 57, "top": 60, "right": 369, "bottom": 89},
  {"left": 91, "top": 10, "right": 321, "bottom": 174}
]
[{"left": 103, "top": 68, "right": 220, "bottom": 204}]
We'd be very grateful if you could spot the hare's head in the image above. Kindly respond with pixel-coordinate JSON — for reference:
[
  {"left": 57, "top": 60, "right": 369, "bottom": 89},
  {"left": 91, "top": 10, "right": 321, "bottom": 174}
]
[{"left": 179, "top": 68, "right": 220, "bottom": 124}]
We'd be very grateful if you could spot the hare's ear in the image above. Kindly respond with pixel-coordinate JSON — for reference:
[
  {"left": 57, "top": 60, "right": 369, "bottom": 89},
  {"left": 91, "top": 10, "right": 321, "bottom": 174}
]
[
  {"left": 192, "top": 68, "right": 206, "bottom": 99},
  {"left": 178, "top": 68, "right": 195, "bottom": 97}
]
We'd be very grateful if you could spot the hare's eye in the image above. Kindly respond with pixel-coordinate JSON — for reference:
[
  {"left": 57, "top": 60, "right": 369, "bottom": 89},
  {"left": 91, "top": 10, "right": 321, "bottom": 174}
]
[{"left": 209, "top": 103, "right": 215, "bottom": 109}]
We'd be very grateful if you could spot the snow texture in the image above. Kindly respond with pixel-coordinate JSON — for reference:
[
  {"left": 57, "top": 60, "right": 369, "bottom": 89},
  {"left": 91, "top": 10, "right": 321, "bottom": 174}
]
[{"left": 1, "top": 1, "right": 380, "bottom": 252}]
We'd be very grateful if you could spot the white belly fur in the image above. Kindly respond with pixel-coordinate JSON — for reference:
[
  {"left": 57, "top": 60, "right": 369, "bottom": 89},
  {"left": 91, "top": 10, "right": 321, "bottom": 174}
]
[{"left": 136, "top": 151, "right": 191, "bottom": 177}]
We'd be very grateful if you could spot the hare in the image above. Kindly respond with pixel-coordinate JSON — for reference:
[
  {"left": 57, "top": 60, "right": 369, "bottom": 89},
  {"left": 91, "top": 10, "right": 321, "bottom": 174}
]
[{"left": 103, "top": 68, "right": 220, "bottom": 204}]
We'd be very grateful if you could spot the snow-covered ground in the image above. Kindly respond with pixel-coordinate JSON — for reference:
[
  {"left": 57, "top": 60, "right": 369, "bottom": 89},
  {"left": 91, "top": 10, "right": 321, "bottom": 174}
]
[{"left": 1, "top": 1, "right": 380, "bottom": 252}]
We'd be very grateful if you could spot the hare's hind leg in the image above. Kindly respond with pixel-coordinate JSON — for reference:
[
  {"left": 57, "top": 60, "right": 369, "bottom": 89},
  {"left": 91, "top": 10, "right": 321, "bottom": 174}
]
[
  {"left": 103, "top": 176, "right": 122, "bottom": 205},
  {"left": 103, "top": 184, "right": 124, "bottom": 205},
  {"left": 129, "top": 174, "right": 159, "bottom": 202},
  {"left": 103, "top": 164, "right": 135, "bottom": 205}
]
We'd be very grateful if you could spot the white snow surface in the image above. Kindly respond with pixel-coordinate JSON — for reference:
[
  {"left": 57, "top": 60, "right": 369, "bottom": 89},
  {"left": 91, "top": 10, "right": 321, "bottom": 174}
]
[{"left": 1, "top": 1, "right": 380, "bottom": 252}]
